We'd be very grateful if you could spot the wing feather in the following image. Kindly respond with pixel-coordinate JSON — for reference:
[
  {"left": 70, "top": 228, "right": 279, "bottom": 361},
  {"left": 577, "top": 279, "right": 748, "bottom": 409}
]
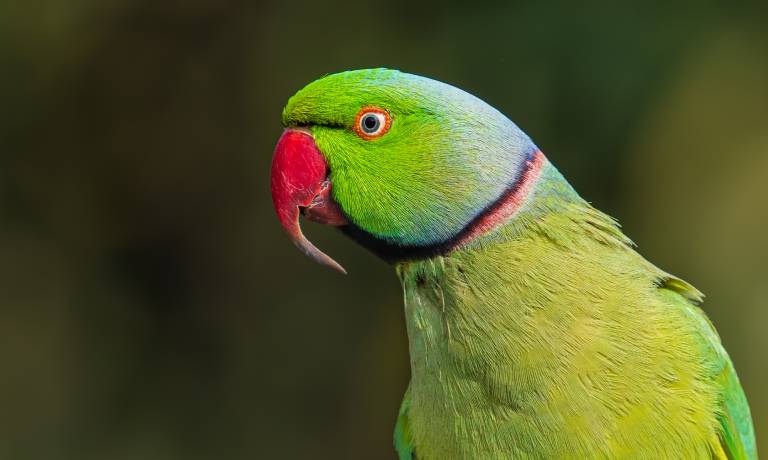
[
  {"left": 394, "top": 384, "right": 416, "bottom": 460},
  {"left": 658, "top": 275, "right": 757, "bottom": 459}
]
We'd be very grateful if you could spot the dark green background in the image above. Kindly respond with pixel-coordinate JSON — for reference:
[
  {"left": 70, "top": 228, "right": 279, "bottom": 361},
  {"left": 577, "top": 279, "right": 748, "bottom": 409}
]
[{"left": 1, "top": 1, "right": 766, "bottom": 458}]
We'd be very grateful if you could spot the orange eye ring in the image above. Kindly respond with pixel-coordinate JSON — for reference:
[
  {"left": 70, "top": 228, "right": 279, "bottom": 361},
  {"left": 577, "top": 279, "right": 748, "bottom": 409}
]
[{"left": 353, "top": 106, "right": 392, "bottom": 140}]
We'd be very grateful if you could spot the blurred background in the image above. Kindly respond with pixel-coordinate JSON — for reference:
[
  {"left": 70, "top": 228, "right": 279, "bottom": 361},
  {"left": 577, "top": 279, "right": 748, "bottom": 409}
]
[{"left": 1, "top": 1, "right": 766, "bottom": 458}]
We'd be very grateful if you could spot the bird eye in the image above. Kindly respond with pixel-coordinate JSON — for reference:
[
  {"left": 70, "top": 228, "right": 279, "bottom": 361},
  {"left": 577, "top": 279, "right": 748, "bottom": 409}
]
[
  {"left": 354, "top": 106, "right": 391, "bottom": 140},
  {"left": 361, "top": 113, "right": 381, "bottom": 133}
]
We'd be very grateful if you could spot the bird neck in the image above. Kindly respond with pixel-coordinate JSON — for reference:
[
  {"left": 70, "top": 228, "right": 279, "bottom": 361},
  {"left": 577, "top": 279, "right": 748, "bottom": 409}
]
[
  {"left": 394, "top": 167, "right": 633, "bottom": 391},
  {"left": 450, "top": 158, "right": 589, "bottom": 253},
  {"left": 393, "top": 183, "right": 638, "bottom": 457}
]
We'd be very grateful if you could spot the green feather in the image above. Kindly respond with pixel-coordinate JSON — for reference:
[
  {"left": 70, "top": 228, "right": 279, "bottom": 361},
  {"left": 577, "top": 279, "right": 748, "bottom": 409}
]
[
  {"left": 394, "top": 178, "right": 757, "bottom": 458},
  {"left": 283, "top": 69, "right": 535, "bottom": 247},
  {"left": 279, "top": 69, "right": 757, "bottom": 459},
  {"left": 394, "top": 384, "right": 415, "bottom": 460}
]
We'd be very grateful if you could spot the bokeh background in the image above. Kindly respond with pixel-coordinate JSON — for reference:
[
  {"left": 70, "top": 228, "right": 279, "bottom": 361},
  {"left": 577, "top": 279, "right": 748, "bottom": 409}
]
[{"left": 1, "top": 1, "right": 767, "bottom": 458}]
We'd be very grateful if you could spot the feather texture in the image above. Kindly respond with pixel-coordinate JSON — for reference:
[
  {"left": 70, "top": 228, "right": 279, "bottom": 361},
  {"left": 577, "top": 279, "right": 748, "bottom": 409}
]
[
  {"left": 277, "top": 69, "right": 756, "bottom": 459},
  {"left": 393, "top": 164, "right": 756, "bottom": 458}
]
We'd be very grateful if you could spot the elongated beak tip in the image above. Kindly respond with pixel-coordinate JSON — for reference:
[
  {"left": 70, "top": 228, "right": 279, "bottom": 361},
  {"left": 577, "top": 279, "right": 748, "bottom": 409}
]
[{"left": 270, "top": 128, "right": 347, "bottom": 274}]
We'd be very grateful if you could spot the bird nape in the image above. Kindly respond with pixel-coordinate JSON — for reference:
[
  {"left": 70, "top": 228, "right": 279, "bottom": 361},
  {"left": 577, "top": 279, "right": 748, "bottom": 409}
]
[{"left": 270, "top": 69, "right": 757, "bottom": 460}]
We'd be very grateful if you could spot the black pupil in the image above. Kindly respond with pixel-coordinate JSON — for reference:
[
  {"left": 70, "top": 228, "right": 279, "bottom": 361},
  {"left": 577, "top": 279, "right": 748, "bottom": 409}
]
[{"left": 362, "top": 114, "right": 379, "bottom": 132}]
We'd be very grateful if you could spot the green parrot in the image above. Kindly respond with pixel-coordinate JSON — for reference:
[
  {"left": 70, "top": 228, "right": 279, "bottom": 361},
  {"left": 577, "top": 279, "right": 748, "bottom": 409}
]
[{"left": 270, "top": 69, "right": 757, "bottom": 459}]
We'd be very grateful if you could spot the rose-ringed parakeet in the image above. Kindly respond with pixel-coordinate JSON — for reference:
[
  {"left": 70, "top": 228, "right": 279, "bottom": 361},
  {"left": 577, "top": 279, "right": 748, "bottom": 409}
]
[{"left": 270, "top": 69, "right": 757, "bottom": 459}]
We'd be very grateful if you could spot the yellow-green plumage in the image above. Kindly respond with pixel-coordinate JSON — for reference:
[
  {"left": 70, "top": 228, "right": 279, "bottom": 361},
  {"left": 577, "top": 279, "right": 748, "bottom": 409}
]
[
  {"left": 274, "top": 69, "right": 756, "bottom": 459},
  {"left": 394, "top": 161, "right": 756, "bottom": 459}
]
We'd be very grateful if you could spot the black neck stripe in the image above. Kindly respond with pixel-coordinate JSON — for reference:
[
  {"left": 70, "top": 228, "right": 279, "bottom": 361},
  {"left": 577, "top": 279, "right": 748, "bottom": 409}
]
[{"left": 339, "top": 150, "right": 543, "bottom": 263}]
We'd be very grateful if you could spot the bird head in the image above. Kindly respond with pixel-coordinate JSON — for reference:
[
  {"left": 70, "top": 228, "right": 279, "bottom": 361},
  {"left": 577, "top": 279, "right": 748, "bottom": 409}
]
[{"left": 271, "top": 69, "right": 542, "bottom": 273}]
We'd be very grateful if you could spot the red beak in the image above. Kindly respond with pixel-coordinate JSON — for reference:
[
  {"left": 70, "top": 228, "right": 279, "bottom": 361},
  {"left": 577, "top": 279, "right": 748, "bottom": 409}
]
[{"left": 270, "top": 128, "right": 348, "bottom": 274}]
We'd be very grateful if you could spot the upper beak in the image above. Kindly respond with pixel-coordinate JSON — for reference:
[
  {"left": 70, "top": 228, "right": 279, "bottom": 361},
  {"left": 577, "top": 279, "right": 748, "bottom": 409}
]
[{"left": 270, "top": 128, "right": 348, "bottom": 274}]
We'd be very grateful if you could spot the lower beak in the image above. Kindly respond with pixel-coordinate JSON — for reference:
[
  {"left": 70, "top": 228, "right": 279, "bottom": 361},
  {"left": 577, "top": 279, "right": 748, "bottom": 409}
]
[{"left": 270, "top": 128, "right": 348, "bottom": 274}]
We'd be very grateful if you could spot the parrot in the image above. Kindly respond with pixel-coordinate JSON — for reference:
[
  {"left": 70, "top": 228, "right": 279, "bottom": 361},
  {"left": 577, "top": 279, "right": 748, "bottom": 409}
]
[{"left": 269, "top": 68, "right": 757, "bottom": 459}]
